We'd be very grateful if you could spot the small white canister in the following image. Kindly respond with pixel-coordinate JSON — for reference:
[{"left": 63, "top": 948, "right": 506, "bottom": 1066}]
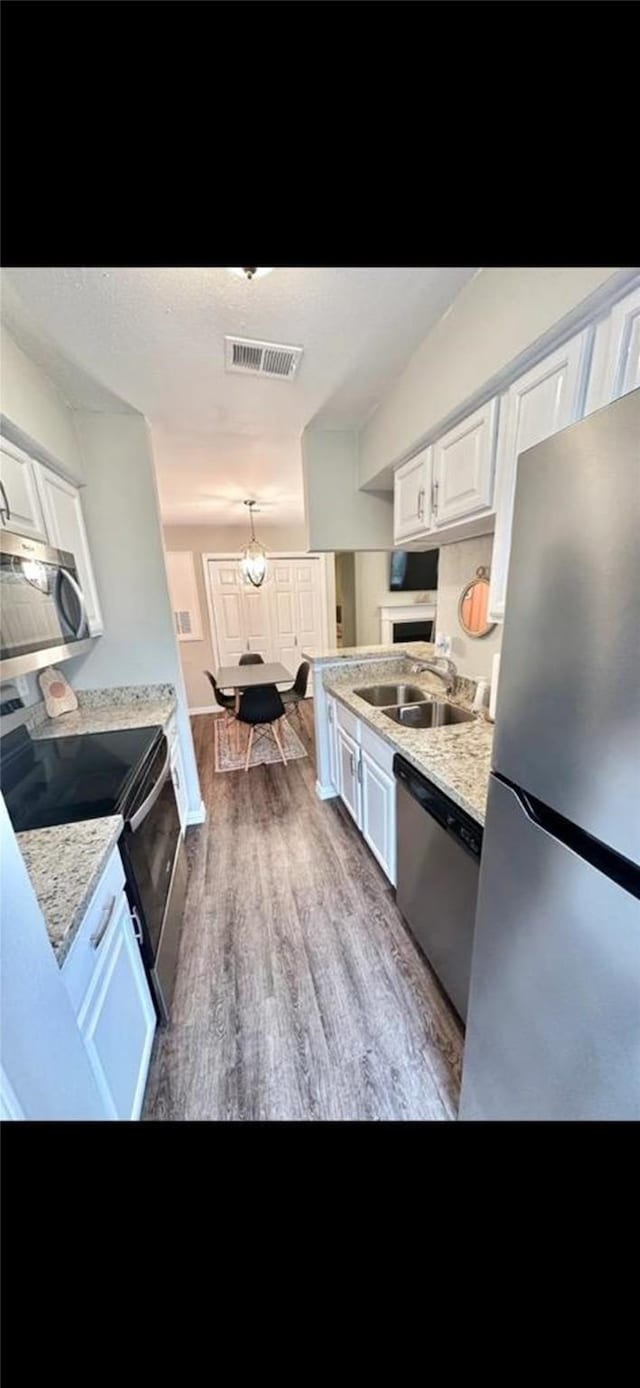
[{"left": 488, "top": 653, "right": 501, "bottom": 722}]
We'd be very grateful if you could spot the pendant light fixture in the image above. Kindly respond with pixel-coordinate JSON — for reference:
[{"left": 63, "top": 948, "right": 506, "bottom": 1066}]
[
  {"left": 239, "top": 501, "right": 268, "bottom": 588},
  {"left": 227, "top": 268, "right": 273, "bottom": 282}
]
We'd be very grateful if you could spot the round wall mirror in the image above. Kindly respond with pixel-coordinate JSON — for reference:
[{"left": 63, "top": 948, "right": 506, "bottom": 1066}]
[{"left": 458, "top": 566, "right": 496, "bottom": 639}]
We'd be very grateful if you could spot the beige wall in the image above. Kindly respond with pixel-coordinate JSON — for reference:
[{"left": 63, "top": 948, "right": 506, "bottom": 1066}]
[
  {"left": 354, "top": 551, "right": 437, "bottom": 646},
  {"left": 435, "top": 535, "right": 502, "bottom": 680},
  {"left": 1, "top": 322, "right": 85, "bottom": 481},
  {"left": 335, "top": 552, "right": 356, "bottom": 647},
  {"left": 63, "top": 413, "right": 202, "bottom": 813},
  {"left": 163, "top": 522, "right": 314, "bottom": 710},
  {"left": 360, "top": 268, "right": 623, "bottom": 485},
  {"left": 302, "top": 427, "right": 394, "bottom": 550}
]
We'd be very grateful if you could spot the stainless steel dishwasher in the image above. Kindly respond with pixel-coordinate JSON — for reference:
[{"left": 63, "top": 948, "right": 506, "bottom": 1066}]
[{"left": 394, "top": 754, "right": 483, "bottom": 1022}]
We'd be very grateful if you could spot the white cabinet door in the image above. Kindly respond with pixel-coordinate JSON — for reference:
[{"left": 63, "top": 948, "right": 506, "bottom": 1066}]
[
  {"left": 488, "top": 329, "right": 591, "bottom": 622},
  {"left": 361, "top": 749, "right": 396, "bottom": 885},
  {"left": 170, "top": 731, "right": 189, "bottom": 835},
  {"left": 393, "top": 446, "right": 432, "bottom": 542},
  {"left": 79, "top": 893, "right": 156, "bottom": 1121},
  {"left": 433, "top": 397, "right": 498, "bottom": 526},
  {"left": 337, "top": 725, "right": 361, "bottom": 826},
  {"left": 0, "top": 437, "right": 47, "bottom": 540},
  {"left": 326, "top": 695, "right": 338, "bottom": 791},
  {"left": 34, "top": 466, "right": 104, "bottom": 635},
  {"left": 585, "top": 284, "right": 640, "bottom": 414}
]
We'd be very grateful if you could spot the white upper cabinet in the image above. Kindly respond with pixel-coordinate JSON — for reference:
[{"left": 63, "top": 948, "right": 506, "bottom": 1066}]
[
  {"left": 488, "top": 329, "right": 591, "bottom": 623},
  {"left": 35, "top": 467, "right": 104, "bottom": 635},
  {"left": 584, "top": 283, "right": 640, "bottom": 415},
  {"left": 393, "top": 445, "right": 432, "bottom": 542},
  {"left": 433, "top": 397, "right": 498, "bottom": 527},
  {"left": 0, "top": 437, "right": 47, "bottom": 541}
]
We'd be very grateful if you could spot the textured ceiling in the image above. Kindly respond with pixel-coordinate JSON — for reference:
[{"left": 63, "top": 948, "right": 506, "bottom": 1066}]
[{"left": 1, "top": 267, "right": 476, "bottom": 524}]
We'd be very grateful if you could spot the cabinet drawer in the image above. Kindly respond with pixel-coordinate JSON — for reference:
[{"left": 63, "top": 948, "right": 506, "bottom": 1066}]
[
  {"left": 360, "top": 721, "right": 395, "bottom": 777},
  {"left": 335, "top": 700, "right": 361, "bottom": 742},
  {"left": 62, "top": 846, "right": 126, "bottom": 1017}
]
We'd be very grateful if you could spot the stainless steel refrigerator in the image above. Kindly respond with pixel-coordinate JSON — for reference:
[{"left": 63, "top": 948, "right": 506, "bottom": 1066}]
[{"left": 459, "top": 387, "right": 640, "bottom": 1121}]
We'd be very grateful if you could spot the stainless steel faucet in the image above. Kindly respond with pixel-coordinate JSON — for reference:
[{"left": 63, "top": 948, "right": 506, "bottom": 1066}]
[{"left": 409, "top": 657, "right": 458, "bottom": 693}]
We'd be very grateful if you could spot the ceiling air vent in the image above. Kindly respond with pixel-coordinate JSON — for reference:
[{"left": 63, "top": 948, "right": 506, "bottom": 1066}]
[{"left": 224, "top": 336, "right": 303, "bottom": 380}]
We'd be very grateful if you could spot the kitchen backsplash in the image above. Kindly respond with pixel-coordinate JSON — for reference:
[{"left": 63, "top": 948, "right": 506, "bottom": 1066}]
[{"left": 435, "top": 534, "right": 503, "bottom": 680}]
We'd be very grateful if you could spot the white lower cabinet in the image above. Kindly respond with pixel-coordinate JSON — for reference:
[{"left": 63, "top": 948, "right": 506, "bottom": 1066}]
[
  {"left": 361, "top": 748, "right": 396, "bottom": 886},
  {"left": 326, "top": 695, "right": 338, "bottom": 792},
  {"left": 335, "top": 704, "right": 397, "bottom": 885},
  {"left": 337, "top": 724, "right": 361, "bottom": 825},
  {"left": 78, "top": 893, "right": 156, "bottom": 1120},
  {"left": 62, "top": 845, "right": 156, "bottom": 1121}
]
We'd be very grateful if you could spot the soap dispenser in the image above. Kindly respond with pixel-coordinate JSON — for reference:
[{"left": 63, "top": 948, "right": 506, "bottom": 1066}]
[{"left": 472, "top": 678, "right": 489, "bottom": 713}]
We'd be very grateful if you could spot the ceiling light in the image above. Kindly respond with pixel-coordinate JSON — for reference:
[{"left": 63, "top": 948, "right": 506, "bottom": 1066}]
[
  {"left": 239, "top": 501, "right": 268, "bottom": 588},
  {"left": 227, "top": 267, "right": 274, "bottom": 281}
]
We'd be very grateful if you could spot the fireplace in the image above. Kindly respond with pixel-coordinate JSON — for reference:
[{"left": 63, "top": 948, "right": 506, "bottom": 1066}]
[
  {"left": 379, "top": 601, "right": 436, "bottom": 645},
  {"left": 393, "top": 619, "right": 433, "bottom": 643}
]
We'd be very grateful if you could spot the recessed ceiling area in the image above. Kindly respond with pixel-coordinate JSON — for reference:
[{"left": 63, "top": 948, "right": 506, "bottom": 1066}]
[{"left": 1, "top": 267, "right": 477, "bottom": 526}]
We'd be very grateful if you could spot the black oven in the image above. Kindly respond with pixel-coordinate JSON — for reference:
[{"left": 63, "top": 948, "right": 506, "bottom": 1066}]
[
  {"left": 0, "top": 531, "right": 92, "bottom": 679},
  {"left": 120, "top": 736, "right": 188, "bottom": 1024}
]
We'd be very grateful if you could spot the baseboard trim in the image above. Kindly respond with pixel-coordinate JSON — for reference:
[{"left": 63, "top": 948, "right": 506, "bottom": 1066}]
[
  {"left": 186, "top": 800, "right": 207, "bottom": 826},
  {"left": 189, "top": 705, "right": 218, "bottom": 716},
  {"left": 315, "top": 780, "right": 338, "bottom": 801}
]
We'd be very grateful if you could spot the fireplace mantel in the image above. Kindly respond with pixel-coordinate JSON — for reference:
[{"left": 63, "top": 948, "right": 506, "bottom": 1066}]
[{"left": 379, "top": 602, "right": 437, "bottom": 645}]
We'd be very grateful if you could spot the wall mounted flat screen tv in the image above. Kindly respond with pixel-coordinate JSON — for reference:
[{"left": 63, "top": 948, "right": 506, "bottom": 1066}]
[{"left": 390, "top": 548, "right": 439, "bottom": 592}]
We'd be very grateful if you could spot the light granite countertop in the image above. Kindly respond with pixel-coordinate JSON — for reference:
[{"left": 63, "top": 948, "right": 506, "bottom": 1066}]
[
  {"left": 27, "top": 684, "right": 176, "bottom": 740},
  {"left": 17, "top": 816, "right": 124, "bottom": 964},
  {"left": 324, "top": 660, "right": 493, "bottom": 826},
  {"left": 303, "top": 641, "right": 436, "bottom": 666}
]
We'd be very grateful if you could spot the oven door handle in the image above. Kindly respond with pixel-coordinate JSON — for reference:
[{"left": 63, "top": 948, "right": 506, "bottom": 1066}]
[{"left": 128, "top": 745, "right": 171, "bottom": 832}]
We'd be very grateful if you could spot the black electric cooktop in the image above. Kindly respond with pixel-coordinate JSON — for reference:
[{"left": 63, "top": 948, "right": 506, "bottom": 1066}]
[{"left": 1, "top": 724, "right": 162, "bottom": 832}]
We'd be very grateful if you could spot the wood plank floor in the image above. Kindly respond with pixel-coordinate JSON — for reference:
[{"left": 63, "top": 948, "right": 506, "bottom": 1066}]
[{"left": 143, "top": 702, "right": 464, "bottom": 1121}]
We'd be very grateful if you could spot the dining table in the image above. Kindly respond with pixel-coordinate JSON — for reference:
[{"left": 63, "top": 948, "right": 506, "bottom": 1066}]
[{"left": 215, "top": 662, "right": 294, "bottom": 757}]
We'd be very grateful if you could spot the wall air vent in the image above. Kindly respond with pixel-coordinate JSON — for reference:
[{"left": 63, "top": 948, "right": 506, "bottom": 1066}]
[{"left": 224, "top": 336, "right": 303, "bottom": 380}]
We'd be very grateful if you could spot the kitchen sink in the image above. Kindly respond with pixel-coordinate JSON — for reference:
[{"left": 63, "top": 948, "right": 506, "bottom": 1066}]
[
  {"left": 354, "top": 684, "right": 430, "bottom": 707},
  {"left": 383, "top": 702, "right": 475, "bottom": 729}
]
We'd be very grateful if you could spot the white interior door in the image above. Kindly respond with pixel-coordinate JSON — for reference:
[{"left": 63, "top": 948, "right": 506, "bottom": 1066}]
[
  {"left": 208, "top": 561, "right": 246, "bottom": 665},
  {"left": 271, "top": 561, "right": 298, "bottom": 676},
  {"left": 243, "top": 586, "right": 273, "bottom": 662}
]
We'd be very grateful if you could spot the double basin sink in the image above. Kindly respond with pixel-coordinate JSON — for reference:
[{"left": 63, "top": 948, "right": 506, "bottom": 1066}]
[{"left": 354, "top": 683, "right": 474, "bottom": 729}]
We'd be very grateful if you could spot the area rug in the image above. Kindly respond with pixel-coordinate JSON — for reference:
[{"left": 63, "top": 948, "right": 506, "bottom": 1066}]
[{"left": 213, "top": 716, "right": 308, "bottom": 772}]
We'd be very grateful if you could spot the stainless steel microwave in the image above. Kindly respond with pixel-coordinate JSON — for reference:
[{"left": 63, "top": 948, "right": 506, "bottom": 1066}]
[{"left": 0, "top": 531, "right": 93, "bottom": 678}]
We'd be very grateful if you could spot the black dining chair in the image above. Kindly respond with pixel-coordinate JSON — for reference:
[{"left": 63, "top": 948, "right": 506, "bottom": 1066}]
[
  {"left": 281, "top": 661, "right": 310, "bottom": 725},
  {"left": 238, "top": 653, "right": 264, "bottom": 665},
  {"left": 236, "top": 684, "right": 287, "bottom": 770},
  {"left": 205, "top": 670, "right": 236, "bottom": 723}
]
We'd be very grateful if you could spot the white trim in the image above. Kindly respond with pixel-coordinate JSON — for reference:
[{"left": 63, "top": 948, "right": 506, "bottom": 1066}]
[
  {"left": 186, "top": 801, "right": 207, "bottom": 826},
  {"left": 0, "top": 1065, "right": 26, "bottom": 1120},
  {"left": 188, "top": 704, "right": 218, "bottom": 716},
  {"left": 315, "top": 779, "right": 338, "bottom": 801},
  {"left": 201, "top": 550, "right": 333, "bottom": 674},
  {"left": 379, "top": 602, "right": 436, "bottom": 644}
]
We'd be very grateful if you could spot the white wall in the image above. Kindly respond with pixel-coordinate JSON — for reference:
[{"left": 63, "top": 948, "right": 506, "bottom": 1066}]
[
  {"left": 163, "top": 522, "right": 313, "bottom": 710},
  {"left": 302, "top": 427, "right": 394, "bottom": 551},
  {"left": 0, "top": 322, "right": 85, "bottom": 482},
  {"left": 435, "top": 535, "right": 502, "bottom": 680},
  {"left": 0, "top": 794, "right": 106, "bottom": 1119},
  {"left": 360, "top": 268, "right": 623, "bottom": 486},
  {"left": 354, "top": 551, "right": 437, "bottom": 646},
  {"left": 64, "top": 413, "right": 202, "bottom": 814}
]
